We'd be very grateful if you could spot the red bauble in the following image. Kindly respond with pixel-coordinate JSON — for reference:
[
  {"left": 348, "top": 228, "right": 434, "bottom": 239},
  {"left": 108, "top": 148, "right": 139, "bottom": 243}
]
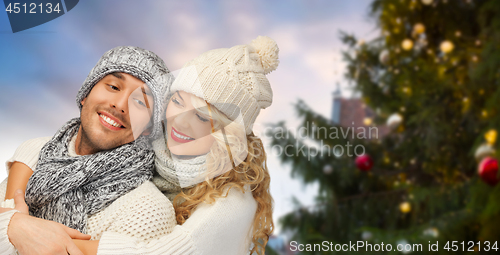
[
  {"left": 355, "top": 154, "right": 374, "bottom": 171},
  {"left": 478, "top": 157, "right": 499, "bottom": 186}
]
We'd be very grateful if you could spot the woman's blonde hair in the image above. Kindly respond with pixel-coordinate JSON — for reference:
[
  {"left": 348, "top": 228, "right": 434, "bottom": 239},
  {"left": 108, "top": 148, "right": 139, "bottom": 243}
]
[{"left": 172, "top": 94, "right": 274, "bottom": 255}]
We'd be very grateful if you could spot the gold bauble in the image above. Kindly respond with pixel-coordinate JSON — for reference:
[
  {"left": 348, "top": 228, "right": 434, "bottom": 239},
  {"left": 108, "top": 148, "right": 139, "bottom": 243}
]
[
  {"left": 402, "top": 39, "right": 414, "bottom": 51},
  {"left": 440, "top": 40, "right": 454, "bottom": 54},
  {"left": 422, "top": 0, "right": 433, "bottom": 5}
]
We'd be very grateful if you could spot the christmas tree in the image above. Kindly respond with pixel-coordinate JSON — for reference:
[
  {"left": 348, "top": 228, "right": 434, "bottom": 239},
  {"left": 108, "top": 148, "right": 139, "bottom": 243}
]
[{"left": 270, "top": 0, "right": 500, "bottom": 254}]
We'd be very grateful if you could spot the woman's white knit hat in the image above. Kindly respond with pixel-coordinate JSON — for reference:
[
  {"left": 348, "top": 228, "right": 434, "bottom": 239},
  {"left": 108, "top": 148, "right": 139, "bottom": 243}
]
[{"left": 170, "top": 36, "right": 279, "bottom": 134}]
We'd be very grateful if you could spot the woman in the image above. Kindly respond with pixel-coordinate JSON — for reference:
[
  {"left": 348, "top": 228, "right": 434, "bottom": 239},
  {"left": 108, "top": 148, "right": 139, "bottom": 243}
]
[{"left": 2, "top": 36, "right": 279, "bottom": 255}]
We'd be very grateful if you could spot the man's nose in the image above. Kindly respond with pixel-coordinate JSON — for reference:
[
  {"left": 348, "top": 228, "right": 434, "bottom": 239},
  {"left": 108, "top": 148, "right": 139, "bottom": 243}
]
[{"left": 110, "top": 93, "right": 129, "bottom": 114}]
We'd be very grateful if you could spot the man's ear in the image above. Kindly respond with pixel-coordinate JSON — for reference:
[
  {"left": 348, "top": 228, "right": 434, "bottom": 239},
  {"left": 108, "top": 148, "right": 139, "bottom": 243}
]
[{"left": 81, "top": 97, "right": 87, "bottom": 106}]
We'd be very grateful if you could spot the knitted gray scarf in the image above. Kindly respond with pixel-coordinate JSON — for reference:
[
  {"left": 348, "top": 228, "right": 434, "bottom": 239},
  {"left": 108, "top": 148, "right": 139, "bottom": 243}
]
[{"left": 25, "top": 118, "right": 154, "bottom": 233}]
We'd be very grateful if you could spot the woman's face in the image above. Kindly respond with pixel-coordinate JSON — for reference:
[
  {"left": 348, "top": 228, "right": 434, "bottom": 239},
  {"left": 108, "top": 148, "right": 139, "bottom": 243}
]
[{"left": 165, "top": 90, "right": 215, "bottom": 157}]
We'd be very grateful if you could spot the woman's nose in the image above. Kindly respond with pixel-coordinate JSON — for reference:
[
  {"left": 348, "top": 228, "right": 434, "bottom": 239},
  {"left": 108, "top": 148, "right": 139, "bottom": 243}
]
[{"left": 173, "top": 110, "right": 191, "bottom": 129}]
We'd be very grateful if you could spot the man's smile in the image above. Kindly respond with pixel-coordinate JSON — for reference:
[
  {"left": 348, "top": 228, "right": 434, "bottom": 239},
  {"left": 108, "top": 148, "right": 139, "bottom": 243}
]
[{"left": 98, "top": 111, "right": 125, "bottom": 130}]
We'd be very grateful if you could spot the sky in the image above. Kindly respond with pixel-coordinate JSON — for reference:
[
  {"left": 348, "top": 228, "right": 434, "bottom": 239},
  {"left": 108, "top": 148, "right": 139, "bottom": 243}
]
[{"left": 0, "top": 0, "right": 377, "bottom": 233}]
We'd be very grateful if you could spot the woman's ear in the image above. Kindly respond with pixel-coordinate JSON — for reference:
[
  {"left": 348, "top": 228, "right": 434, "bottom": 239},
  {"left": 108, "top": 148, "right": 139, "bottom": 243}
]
[
  {"left": 141, "top": 128, "right": 152, "bottom": 136},
  {"left": 141, "top": 121, "right": 153, "bottom": 136}
]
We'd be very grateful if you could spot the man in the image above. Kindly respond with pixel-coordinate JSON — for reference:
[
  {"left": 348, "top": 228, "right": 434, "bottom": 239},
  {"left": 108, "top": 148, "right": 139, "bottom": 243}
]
[{"left": 0, "top": 46, "right": 173, "bottom": 255}]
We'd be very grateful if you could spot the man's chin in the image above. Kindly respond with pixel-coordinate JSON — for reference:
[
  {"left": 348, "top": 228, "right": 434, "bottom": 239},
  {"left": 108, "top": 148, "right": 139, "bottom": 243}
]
[{"left": 86, "top": 135, "right": 131, "bottom": 151}]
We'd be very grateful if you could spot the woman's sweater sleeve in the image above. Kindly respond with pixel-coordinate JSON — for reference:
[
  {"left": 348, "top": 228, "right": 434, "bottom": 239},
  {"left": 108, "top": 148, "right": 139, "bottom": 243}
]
[
  {"left": 0, "top": 137, "right": 51, "bottom": 254},
  {"left": 86, "top": 181, "right": 177, "bottom": 243},
  {"left": 1, "top": 137, "right": 51, "bottom": 208},
  {"left": 0, "top": 209, "right": 19, "bottom": 255},
  {"left": 5, "top": 137, "right": 51, "bottom": 173},
  {"left": 97, "top": 187, "right": 258, "bottom": 255}
]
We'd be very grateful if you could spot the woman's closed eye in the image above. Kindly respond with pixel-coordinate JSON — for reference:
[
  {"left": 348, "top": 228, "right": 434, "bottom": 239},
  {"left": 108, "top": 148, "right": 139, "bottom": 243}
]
[
  {"left": 172, "top": 97, "right": 183, "bottom": 107},
  {"left": 196, "top": 113, "right": 210, "bottom": 122}
]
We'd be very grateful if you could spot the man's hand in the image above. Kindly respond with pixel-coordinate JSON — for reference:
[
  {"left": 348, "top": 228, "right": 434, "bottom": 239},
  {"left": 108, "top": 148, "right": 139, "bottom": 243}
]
[{"left": 7, "top": 190, "right": 91, "bottom": 255}]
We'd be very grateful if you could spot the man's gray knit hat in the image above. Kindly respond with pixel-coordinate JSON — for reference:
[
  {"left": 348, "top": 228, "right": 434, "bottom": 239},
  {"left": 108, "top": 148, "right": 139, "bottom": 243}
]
[{"left": 76, "top": 46, "right": 173, "bottom": 139}]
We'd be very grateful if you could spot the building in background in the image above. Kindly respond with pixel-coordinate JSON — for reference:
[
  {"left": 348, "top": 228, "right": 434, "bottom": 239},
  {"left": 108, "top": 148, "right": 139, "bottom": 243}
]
[{"left": 331, "top": 84, "right": 389, "bottom": 139}]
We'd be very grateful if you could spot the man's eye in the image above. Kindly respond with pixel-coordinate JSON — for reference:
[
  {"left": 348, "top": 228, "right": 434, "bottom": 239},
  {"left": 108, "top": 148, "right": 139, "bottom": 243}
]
[
  {"left": 196, "top": 113, "right": 209, "bottom": 122},
  {"left": 108, "top": 84, "right": 119, "bottom": 91}
]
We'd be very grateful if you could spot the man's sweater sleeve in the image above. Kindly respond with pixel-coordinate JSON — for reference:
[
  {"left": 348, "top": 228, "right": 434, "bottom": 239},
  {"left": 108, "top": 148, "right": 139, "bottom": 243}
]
[{"left": 97, "top": 187, "right": 258, "bottom": 255}]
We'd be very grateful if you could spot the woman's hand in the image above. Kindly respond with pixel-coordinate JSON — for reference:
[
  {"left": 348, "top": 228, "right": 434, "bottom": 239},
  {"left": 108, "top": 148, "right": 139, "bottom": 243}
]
[
  {"left": 6, "top": 189, "right": 91, "bottom": 255},
  {"left": 0, "top": 189, "right": 28, "bottom": 214}
]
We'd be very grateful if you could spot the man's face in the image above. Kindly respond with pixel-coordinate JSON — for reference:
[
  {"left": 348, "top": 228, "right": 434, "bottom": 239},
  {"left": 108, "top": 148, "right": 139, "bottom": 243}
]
[{"left": 78, "top": 73, "right": 154, "bottom": 154}]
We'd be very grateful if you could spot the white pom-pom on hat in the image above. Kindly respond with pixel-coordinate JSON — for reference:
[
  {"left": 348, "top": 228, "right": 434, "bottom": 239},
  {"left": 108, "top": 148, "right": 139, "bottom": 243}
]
[{"left": 250, "top": 36, "right": 280, "bottom": 74}]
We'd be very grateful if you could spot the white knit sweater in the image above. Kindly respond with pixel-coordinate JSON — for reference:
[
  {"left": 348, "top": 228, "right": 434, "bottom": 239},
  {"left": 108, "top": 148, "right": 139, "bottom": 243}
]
[{"left": 0, "top": 137, "right": 258, "bottom": 255}]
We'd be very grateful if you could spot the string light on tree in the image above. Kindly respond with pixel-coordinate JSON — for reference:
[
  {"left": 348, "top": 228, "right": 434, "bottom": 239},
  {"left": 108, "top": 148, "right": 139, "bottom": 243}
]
[
  {"left": 482, "top": 110, "right": 488, "bottom": 117},
  {"left": 379, "top": 49, "right": 390, "bottom": 65},
  {"left": 421, "top": 0, "right": 433, "bottom": 5},
  {"left": 414, "top": 34, "right": 428, "bottom": 51},
  {"left": 413, "top": 23, "right": 425, "bottom": 34},
  {"left": 363, "top": 117, "right": 373, "bottom": 126},
  {"left": 423, "top": 227, "right": 439, "bottom": 238},
  {"left": 440, "top": 40, "right": 454, "bottom": 54},
  {"left": 361, "top": 231, "right": 373, "bottom": 241},
  {"left": 402, "top": 39, "right": 414, "bottom": 51},
  {"left": 396, "top": 239, "right": 412, "bottom": 254},
  {"left": 399, "top": 201, "right": 411, "bottom": 213},
  {"left": 323, "top": 164, "right": 333, "bottom": 175}
]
